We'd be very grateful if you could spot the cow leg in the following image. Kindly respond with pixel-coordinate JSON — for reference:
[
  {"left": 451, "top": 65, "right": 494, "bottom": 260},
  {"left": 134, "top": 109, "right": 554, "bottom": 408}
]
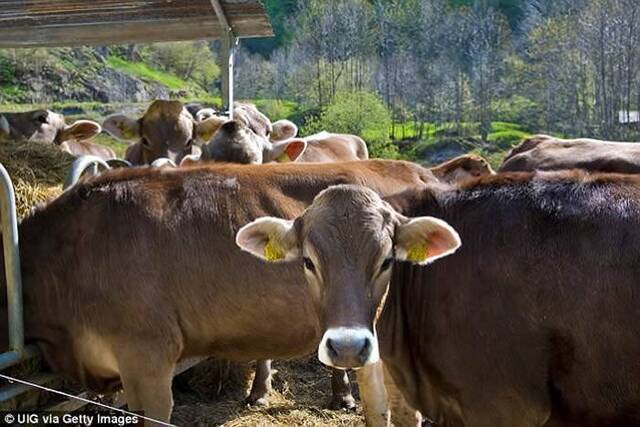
[
  {"left": 246, "top": 359, "right": 272, "bottom": 406},
  {"left": 329, "top": 368, "right": 356, "bottom": 410},
  {"left": 382, "top": 364, "right": 422, "bottom": 427},
  {"left": 121, "top": 369, "right": 174, "bottom": 425},
  {"left": 356, "top": 361, "right": 390, "bottom": 427},
  {"left": 118, "top": 347, "right": 176, "bottom": 426}
]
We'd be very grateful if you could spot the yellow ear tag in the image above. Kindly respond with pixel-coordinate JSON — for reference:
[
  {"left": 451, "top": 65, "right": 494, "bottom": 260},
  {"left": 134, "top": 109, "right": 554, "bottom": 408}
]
[
  {"left": 407, "top": 244, "right": 428, "bottom": 263},
  {"left": 276, "top": 153, "right": 291, "bottom": 163},
  {"left": 264, "top": 239, "right": 285, "bottom": 261}
]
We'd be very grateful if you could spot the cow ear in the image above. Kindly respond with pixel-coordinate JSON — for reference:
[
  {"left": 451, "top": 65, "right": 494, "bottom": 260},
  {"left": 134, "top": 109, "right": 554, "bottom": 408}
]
[
  {"left": 0, "top": 115, "right": 9, "bottom": 137},
  {"left": 266, "top": 139, "right": 307, "bottom": 163},
  {"left": 271, "top": 120, "right": 298, "bottom": 142},
  {"left": 395, "top": 217, "right": 461, "bottom": 265},
  {"left": 103, "top": 115, "right": 141, "bottom": 141},
  {"left": 195, "top": 116, "right": 226, "bottom": 143},
  {"left": 59, "top": 120, "right": 102, "bottom": 143},
  {"left": 195, "top": 108, "right": 217, "bottom": 123},
  {"left": 236, "top": 217, "right": 299, "bottom": 262}
]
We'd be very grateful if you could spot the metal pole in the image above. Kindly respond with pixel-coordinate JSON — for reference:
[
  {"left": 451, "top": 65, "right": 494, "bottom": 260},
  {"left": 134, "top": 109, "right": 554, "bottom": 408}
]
[
  {"left": 0, "top": 163, "right": 23, "bottom": 353},
  {"left": 224, "top": 36, "right": 239, "bottom": 120},
  {"left": 209, "top": 0, "right": 238, "bottom": 119}
]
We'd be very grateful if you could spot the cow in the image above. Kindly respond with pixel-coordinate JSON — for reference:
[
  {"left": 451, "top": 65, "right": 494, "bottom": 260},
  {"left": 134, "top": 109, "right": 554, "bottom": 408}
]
[
  {"left": 197, "top": 122, "right": 493, "bottom": 185},
  {"left": 500, "top": 134, "right": 640, "bottom": 173},
  {"left": 103, "top": 100, "right": 205, "bottom": 165},
  {"left": 294, "top": 131, "right": 369, "bottom": 162},
  {"left": 238, "top": 172, "right": 640, "bottom": 426},
  {"left": 0, "top": 109, "right": 112, "bottom": 160},
  {"left": 7, "top": 160, "right": 439, "bottom": 424}
]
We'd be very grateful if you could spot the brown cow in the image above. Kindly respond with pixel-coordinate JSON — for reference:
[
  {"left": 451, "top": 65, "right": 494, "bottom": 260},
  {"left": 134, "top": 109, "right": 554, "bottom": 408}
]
[
  {"left": 500, "top": 134, "right": 640, "bottom": 173},
  {"left": 0, "top": 109, "right": 112, "bottom": 159},
  {"left": 103, "top": 100, "right": 204, "bottom": 165},
  {"left": 240, "top": 173, "right": 640, "bottom": 426},
  {"left": 7, "top": 160, "right": 437, "bottom": 424}
]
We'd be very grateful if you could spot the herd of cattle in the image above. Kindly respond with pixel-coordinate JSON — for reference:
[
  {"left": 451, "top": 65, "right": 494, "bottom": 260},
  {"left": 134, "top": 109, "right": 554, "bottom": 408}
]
[{"left": 2, "top": 100, "right": 640, "bottom": 426}]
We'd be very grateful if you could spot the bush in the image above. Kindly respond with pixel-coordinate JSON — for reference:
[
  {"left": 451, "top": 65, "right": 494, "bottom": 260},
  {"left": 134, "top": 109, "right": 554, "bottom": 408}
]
[
  {"left": 492, "top": 95, "right": 541, "bottom": 130},
  {"left": 149, "top": 42, "right": 219, "bottom": 90},
  {"left": 304, "top": 91, "right": 399, "bottom": 159},
  {"left": 253, "top": 99, "right": 297, "bottom": 121},
  {"left": 488, "top": 129, "right": 530, "bottom": 150}
]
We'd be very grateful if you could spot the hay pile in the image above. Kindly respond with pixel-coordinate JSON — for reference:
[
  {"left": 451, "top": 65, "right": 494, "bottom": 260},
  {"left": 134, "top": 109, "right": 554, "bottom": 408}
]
[
  {"left": 172, "top": 357, "right": 363, "bottom": 426},
  {"left": 0, "top": 140, "right": 74, "bottom": 219}
]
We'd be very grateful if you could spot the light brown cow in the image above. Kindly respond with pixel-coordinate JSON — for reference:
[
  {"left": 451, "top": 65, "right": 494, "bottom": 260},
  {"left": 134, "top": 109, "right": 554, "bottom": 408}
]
[
  {"left": 0, "top": 109, "right": 112, "bottom": 159},
  {"left": 7, "top": 160, "right": 438, "bottom": 424},
  {"left": 500, "top": 134, "right": 640, "bottom": 173},
  {"left": 103, "top": 100, "right": 204, "bottom": 165},
  {"left": 296, "top": 132, "right": 369, "bottom": 162},
  {"left": 240, "top": 174, "right": 640, "bottom": 426},
  {"left": 429, "top": 153, "right": 495, "bottom": 183}
]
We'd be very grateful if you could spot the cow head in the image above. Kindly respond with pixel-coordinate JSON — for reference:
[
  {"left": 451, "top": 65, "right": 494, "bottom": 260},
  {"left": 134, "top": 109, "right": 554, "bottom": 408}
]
[
  {"left": 430, "top": 154, "right": 496, "bottom": 184},
  {"left": 0, "top": 110, "right": 101, "bottom": 145},
  {"left": 236, "top": 185, "right": 460, "bottom": 369},
  {"left": 203, "top": 120, "right": 307, "bottom": 164},
  {"left": 103, "top": 100, "right": 200, "bottom": 165}
]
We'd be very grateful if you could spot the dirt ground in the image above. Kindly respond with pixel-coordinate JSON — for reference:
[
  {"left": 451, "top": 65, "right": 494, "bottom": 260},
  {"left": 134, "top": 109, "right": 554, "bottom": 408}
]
[{"left": 172, "top": 357, "right": 363, "bottom": 426}]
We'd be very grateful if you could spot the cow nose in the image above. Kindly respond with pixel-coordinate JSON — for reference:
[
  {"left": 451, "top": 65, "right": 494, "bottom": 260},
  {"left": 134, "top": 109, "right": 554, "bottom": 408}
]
[{"left": 318, "top": 327, "right": 379, "bottom": 369}]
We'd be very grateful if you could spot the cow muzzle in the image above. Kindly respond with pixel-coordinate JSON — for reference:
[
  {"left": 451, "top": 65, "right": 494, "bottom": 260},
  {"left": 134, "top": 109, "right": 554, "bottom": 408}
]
[{"left": 318, "top": 327, "right": 379, "bottom": 369}]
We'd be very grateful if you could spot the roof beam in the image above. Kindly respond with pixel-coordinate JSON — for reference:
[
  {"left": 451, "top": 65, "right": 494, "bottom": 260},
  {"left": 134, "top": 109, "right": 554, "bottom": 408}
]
[{"left": 209, "top": 0, "right": 235, "bottom": 39}]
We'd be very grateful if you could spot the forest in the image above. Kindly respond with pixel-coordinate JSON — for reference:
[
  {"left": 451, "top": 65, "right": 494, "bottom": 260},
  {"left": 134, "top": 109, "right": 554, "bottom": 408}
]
[{"left": 1, "top": 0, "right": 640, "bottom": 164}]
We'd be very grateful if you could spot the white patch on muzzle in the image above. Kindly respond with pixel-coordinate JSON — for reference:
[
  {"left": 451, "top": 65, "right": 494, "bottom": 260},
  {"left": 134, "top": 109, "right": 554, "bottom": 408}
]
[{"left": 318, "top": 327, "right": 380, "bottom": 370}]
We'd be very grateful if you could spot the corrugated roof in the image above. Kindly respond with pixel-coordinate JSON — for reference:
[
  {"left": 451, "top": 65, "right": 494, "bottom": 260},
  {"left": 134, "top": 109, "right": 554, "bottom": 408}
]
[{"left": 0, "top": 0, "right": 273, "bottom": 48}]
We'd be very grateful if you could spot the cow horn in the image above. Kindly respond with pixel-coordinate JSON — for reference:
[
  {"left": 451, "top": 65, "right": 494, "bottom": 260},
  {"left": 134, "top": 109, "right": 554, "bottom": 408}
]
[{"left": 151, "top": 158, "right": 177, "bottom": 168}]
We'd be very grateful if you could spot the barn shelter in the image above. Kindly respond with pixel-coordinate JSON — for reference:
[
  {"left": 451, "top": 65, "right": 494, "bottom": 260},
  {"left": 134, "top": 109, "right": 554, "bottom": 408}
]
[
  {"left": 0, "top": 0, "right": 274, "bottom": 114},
  {"left": 0, "top": 0, "right": 273, "bottom": 411}
]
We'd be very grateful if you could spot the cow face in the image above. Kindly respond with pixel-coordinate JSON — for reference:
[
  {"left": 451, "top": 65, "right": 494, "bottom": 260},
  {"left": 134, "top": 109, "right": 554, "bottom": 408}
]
[
  {"left": 236, "top": 185, "right": 460, "bottom": 369},
  {"left": 204, "top": 120, "right": 307, "bottom": 164},
  {"left": 103, "top": 100, "right": 198, "bottom": 165},
  {"left": 0, "top": 110, "right": 101, "bottom": 145}
]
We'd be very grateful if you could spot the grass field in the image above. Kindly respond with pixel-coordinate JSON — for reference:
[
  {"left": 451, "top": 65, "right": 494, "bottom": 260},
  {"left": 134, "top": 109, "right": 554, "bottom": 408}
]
[{"left": 106, "top": 57, "right": 189, "bottom": 91}]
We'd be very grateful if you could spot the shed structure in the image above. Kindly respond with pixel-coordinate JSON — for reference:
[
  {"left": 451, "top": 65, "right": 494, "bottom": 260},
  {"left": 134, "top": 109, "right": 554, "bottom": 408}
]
[
  {"left": 0, "top": 0, "right": 273, "bottom": 411},
  {"left": 0, "top": 0, "right": 274, "bottom": 113}
]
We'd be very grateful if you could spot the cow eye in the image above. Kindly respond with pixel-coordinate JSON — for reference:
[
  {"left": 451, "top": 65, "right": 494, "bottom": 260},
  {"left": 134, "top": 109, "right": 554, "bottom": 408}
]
[
  {"left": 185, "top": 139, "right": 193, "bottom": 148},
  {"left": 303, "top": 257, "right": 316, "bottom": 273},
  {"left": 379, "top": 257, "right": 394, "bottom": 273},
  {"left": 141, "top": 138, "right": 150, "bottom": 147}
]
